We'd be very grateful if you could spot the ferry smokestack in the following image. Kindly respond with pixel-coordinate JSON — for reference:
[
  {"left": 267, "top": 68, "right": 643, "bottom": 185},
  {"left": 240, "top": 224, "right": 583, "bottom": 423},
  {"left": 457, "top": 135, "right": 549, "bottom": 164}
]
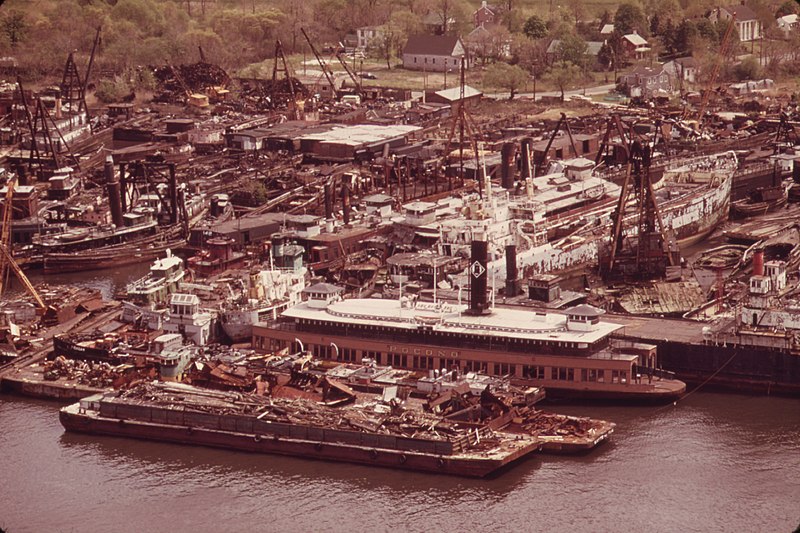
[
  {"left": 168, "top": 163, "right": 178, "bottom": 224},
  {"left": 105, "top": 155, "right": 124, "bottom": 228},
  {"left": 793, "top": 160, "right": 800, "bottom": 184},
  {"left": 505, "top": 244, "right": 519, "bottom": 296},
  {"left": 341, "top": 174, "right": 351, "bottom": 225},
  {"left": 468, "top": 239, "right": 489, "bottom": 315},
  {"left": 324, "top": 181, "right": 334, "bottom": 220},
  {"left": 520, "top": 137, "right": 533, "bottom": 179},
  {"left": 501, "top": 142, "right": 516, "bottom": 189},
  {"left": 753, "top": 247, "right": 764, "bottom": 277}
]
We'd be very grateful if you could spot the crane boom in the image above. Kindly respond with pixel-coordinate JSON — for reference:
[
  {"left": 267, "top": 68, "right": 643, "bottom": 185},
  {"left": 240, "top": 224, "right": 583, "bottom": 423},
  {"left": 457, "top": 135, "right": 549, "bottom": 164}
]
[
  {"left": 301, "top": 28, "right": 340, "bottom": 99},
  {"left": 696, "top": 15, "right": 736, "bottom": 126}
]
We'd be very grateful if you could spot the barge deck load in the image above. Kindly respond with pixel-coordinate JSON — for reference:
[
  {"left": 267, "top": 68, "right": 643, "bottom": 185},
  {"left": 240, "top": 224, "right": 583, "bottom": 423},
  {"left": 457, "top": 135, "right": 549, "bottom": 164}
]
[{"left": 60, "top": 382, "right": 541, "bottom": 477}]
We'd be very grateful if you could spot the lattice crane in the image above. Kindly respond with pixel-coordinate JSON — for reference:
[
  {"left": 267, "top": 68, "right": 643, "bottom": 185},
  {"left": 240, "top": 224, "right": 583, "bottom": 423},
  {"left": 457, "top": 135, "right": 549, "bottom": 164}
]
[
  {"left": 0, "top": 178, "right": 47, "bottom": 311},
  {"left": 695, "top": 14, "right": 736, "bottom": 127}
]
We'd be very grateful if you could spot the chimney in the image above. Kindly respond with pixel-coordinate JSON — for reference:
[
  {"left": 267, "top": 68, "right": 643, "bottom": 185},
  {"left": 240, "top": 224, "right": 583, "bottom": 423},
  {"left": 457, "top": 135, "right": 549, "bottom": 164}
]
[
  {"left": 501, "top": 142, "right": 516, "bottom": 189},
  {"left": 467, "top": 239, "right": 489, "bottom": 315},
  {"left": 520, "top": 137, "right": 533, "bottom": 179},
  {"left": 105, "top": 155, "right": 124, "bottom": 228},
  {"left": 341, "top": 174, "right": 351, "bottom": 225},
  {"left": 324, "top": 180, "right": 334, "bottom": 220},
  {"left": 505, "top": 244, "right": 519, "bottom": 296},
  {"left": 753, "top": 247, "right": 764, "bottom": 277}
]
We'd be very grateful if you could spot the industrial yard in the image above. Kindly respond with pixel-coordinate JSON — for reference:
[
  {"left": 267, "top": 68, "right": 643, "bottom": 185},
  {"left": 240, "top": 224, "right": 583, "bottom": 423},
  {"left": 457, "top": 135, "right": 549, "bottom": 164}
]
[{"left": 0, "top": 0, "right": 799, "bottom": 531}]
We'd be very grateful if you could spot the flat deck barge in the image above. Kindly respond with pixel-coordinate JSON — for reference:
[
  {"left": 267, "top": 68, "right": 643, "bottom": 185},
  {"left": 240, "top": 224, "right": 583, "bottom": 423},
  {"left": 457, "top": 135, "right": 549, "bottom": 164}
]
[{"left": 60, "top": 382, "right": 541, "bottom": 477}]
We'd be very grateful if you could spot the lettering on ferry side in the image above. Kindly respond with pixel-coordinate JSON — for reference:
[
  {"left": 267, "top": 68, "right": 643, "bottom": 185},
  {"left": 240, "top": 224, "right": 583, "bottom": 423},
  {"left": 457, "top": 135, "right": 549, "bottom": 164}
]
[{"left": 388, "top": 345, "right": 460, "bottom": 358}]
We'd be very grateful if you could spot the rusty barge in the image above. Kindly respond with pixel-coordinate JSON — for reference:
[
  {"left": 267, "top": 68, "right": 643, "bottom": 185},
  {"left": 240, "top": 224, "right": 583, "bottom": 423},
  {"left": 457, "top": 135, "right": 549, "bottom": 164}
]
[{"left": 60, "top": 382, "right": 543, "bottom": 477}]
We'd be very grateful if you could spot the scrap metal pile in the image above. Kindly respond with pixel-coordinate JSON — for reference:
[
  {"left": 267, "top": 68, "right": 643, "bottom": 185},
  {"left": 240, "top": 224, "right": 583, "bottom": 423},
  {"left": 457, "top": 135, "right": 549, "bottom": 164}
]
[
  {"left": 42, "top": 356, "right": 131, "bottom": 388},
  {"left": 152, "top": 62, "right": 230, "bottom": 103},
  {"left": 119, "top": 381, "right": 494, "bottom": 445},
  {"left": 517, "top": 409, "right": 611, "bottom": 440},
  {"left": 237, "top": 77, "right": 310, "bottom": 110}
]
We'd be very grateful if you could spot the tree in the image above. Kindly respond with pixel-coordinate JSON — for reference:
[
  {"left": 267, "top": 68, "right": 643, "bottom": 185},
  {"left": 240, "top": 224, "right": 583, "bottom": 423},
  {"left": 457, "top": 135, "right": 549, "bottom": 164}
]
[
  {"left": 614, "top": 3, "right": 648, "bottom": 37},
  {"left": 565, "top": 0, "right": 585, "bottom": 27},
  {"left": 546, "top": 61, "right": 583, "bottom": 100},
  {"left": 510, "top": 34, "right": 548, "bottom": 77},
  {"left": 733, "top": 56, "right": 761, "bottom": 81},
  {"left": 483, "top": 62, "right": 528, "bottom": 99},
  {"left": 523, "top": 14, "right": 547, "bottom": 40},
  {"left": 776, "top": 1, "right": 800, "bottom": 17},
  {"left": 671, "top": 20, "right": 698, "bottom": 55},
  {"left": 1, "top": 10, "right": 26, "bottom": 48},
  {"left": 558, "top": 33, "right": 588, "bottom": 68}
]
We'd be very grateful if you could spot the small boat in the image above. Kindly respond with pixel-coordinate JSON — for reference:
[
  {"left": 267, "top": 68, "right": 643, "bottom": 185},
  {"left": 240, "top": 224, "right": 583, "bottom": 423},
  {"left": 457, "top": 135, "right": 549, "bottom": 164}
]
[{"left": 731, "top": 184, "right": 788, "bottom": 218}]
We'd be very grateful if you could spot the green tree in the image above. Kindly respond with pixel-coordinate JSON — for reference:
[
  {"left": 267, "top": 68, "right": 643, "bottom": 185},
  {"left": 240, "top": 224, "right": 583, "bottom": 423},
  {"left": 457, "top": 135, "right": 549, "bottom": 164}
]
[
  {"left": 523, "top": 14, "right": 547, "bottom": 39},
  {"left": 776, "top": 1, "right": 800, "bottom": 17},
  {"left": 558, "top": 33, "right": 588, "bottom": 68},
  {"left": 733, "top": 56, "right": 761, "bottom": 81},
  {"left": 546, "top": 61, "right": 583, "bottom": 101},
  {"left": 614, "top": 3, "right": 648, "bottom": 37},
  {"left": 483, "top": 62, "right": 528, "bottom": 99},
  {"left": 1, "top": 11, "right": 27, "bottom": 48}
]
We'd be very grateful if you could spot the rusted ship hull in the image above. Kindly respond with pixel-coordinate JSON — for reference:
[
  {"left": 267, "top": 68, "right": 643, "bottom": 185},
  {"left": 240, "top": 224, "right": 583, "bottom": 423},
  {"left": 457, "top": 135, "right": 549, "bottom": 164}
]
[
  {"left": 43, "top": 239, "right": 185, "bottom": 273},
  {"left": 59, "top": 404, "right": 538, "bottom": 477}
]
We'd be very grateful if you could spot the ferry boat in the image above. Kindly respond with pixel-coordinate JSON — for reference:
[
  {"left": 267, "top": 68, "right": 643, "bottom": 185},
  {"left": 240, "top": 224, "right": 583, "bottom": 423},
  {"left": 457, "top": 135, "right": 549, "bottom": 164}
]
[{"left": 254, "top": 248, "right": 685, "bottom": 403}]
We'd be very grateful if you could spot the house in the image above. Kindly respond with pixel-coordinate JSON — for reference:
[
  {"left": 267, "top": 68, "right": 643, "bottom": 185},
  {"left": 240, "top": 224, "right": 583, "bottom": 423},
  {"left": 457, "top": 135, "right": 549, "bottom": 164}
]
[
  {"left": 356, "top": 26, "right": 384, "bottom": 49},
  {"left": 618, "top": 64, "right": 671, "bottom": 98},
  {"left": 599, "top": 24, "right": 615, "bottom": 37},
  {"left": 664, "top": 56, "right": 698, "bottom": 87},
  {"left": 423, "top": 12, "right": 456, "bottom": 35},
  {"left": 465, "top": 24, "right": 511, "bottom": 61},
  {"left": 473, "top": 1, "right": 499, "bottom": 28},
  {"left": 545, "top": 39, "right": 605, "bottom": 66},
  {"left": 777, "top": 14, "right": 799, "bottom": 36},
  {"left": 425, "top": 84, "right": 483, "bottom": 107},
  {"left": 621, "top": 33, "right": 651, "bottom": 60},
  {"left": 709, "top": 5, "right": 762, "bottom": 42},
  {"left": 403, "top": 35, "right": 470, "bottom": 72}
]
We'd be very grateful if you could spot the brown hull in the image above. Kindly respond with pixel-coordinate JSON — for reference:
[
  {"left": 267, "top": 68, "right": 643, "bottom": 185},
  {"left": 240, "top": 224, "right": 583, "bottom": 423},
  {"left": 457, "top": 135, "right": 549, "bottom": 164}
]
[{"left": 59, "top": 408, "right": 538, "bottom": 478}]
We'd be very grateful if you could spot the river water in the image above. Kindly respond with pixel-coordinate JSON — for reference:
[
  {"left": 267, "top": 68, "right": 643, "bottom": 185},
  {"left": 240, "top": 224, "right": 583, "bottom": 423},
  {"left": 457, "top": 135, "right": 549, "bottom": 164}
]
[{"left": 1, "top": 392, "right": 798, "bottom": 533}]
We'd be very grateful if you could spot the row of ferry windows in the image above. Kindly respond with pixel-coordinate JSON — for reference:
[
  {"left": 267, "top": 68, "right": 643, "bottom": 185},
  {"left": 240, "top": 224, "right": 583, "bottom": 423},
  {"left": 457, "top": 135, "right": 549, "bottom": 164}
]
[
  {"left": 295, "top": 319, "right": 591, "bottom": 350},
  {"left": 267, "top": 340, "right": 630, "bottom": 383}
]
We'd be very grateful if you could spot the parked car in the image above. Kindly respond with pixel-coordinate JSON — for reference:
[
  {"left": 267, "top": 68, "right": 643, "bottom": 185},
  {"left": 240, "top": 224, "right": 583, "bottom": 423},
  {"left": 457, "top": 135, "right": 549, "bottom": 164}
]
[{"left": 359, "top": 72, "right": 377, "bottom": 80}]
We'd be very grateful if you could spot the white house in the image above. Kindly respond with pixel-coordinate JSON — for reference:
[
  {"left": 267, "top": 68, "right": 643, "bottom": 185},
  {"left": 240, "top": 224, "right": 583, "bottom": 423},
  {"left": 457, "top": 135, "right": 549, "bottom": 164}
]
[
  {"left": 664, "top": 56, "right": 698, "bottom": 87},
  {"left": 402, "top": 35, "right": 470, "bottom": 72},
  {"left": 709, "top": 5, "right": 762, "bottom": 42},
  {"left": 777, "top": 14, "right": 799, "bottom": 36},
  {"left": 356, "top": 26, "right": 383, "bottom": 49}
]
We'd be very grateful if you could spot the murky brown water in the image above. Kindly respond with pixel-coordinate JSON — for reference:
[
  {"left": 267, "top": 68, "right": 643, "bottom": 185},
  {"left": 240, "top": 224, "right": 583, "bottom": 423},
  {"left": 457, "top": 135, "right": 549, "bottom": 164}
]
[{"left": 1, "top": 393, "right": 798, "bottom": 533}]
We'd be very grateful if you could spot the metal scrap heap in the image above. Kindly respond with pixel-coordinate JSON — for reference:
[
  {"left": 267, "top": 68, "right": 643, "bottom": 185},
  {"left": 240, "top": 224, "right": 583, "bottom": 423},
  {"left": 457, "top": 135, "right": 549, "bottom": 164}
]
[
  {"left": 119, "top": 381, "right": 493, "bottom": 446},
  {"left": 153, "top": 62, "right": 230, "bottom": 103}
]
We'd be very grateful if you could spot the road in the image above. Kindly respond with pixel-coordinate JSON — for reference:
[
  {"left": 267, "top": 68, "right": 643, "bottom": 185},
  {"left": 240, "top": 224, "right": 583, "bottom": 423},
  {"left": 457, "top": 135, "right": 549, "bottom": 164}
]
[{"left": 486, "top": 83, "right": 617, "bottom": 101}]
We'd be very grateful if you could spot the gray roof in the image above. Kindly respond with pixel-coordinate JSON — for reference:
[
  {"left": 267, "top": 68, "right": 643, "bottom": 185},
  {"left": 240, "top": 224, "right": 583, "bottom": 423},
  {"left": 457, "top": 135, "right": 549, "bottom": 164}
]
[
  {"left": 565, "top": 304, "right": 604, "bottom": 317},
  {"left": 719, "top": 5, "right": 757, "bottom": 21},
  {"left": 404, "top": 34, "right": 461, "bottom": 56},
  {"left": 304, "top": 283, "right": 344, "bottom": 295}
]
